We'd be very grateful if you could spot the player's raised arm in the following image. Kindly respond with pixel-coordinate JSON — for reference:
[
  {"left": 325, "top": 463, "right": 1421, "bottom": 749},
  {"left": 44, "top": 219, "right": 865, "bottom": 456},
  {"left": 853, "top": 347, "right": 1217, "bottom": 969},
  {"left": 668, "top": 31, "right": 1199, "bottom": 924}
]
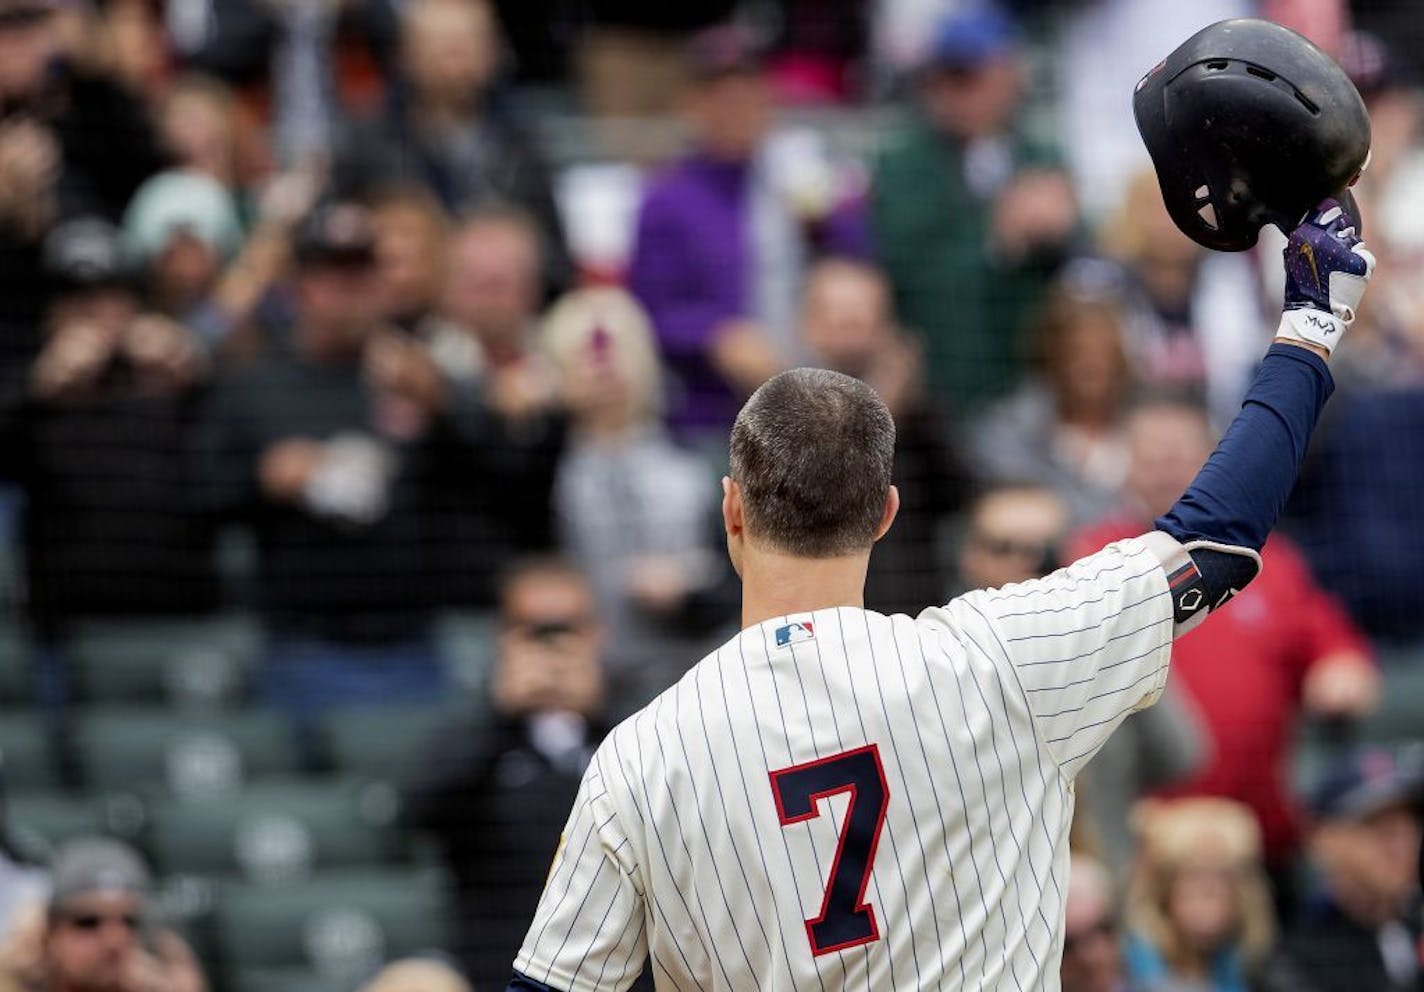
[
  {"left": 1141, "top": 199, "right": 1373, "bottom": 635},
  {"left": 943, "top": 201, "right": 1373, "bottom": 779}
]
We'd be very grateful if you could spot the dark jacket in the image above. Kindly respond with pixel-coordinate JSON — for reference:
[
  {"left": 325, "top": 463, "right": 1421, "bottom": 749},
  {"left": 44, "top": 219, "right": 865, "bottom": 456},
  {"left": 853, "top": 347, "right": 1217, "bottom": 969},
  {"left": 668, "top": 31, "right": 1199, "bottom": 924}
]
[
  {"left": 0, "top": 361, "right": 220, "bottom": 635},
  {"left": 1256, "top": 896, "right": 1423, "bottom": 992},
  {"left": 1287, "top": 387, "right": 1424, "bottom": 642},
  {"left": 424, "top": 398, "right": 566, "bottom": 610},
  {"left": 401, "top": 708, "right": 608, "bottom": 989},
  {"left": 194, "top": 349, "right": 546, "bottom": 640},
  {"left": 0, "top": 223, "right": 47, "bottom": 422}
]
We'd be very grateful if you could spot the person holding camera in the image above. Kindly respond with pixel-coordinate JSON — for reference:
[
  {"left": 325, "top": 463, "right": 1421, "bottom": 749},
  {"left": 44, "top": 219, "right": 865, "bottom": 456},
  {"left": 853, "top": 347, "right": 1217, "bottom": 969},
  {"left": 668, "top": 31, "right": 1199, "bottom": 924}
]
[
  {"left": 400, "top": 557, "right": 611, "bottom": 990},
  {"left": 0, "top": 217, "right": 219, "bottom": 661}
]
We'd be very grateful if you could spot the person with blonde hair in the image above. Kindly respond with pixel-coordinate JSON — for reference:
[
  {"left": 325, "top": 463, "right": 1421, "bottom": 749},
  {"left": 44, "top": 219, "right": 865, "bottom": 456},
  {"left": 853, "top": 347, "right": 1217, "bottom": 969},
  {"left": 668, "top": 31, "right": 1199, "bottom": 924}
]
[
  {"left": 542, "top": 287, "right": 667, "bottom": 431},
  {"left": 1124, "top": 798, "right": 1277, "bottom": 992},
  {"left": 542, "top": 287, "right": 733, "bottom": 711}
]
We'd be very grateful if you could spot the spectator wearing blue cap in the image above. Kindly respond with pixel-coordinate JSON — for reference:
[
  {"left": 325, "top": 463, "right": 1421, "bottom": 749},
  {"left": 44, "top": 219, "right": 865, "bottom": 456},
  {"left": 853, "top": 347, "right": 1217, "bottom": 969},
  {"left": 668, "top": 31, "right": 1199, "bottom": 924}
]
[
  {"left": 1257, "top": 746, "right": 1424, "bottom": 992},
  {"left": 872, "top": 2, "right": 1080, "bottom": 418}
]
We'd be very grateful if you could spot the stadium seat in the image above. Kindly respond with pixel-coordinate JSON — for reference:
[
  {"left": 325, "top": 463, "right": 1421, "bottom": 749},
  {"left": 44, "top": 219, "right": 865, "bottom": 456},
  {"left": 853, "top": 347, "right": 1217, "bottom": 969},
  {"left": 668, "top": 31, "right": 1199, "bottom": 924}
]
[
  {"left": 213, "top": 869, "right": 446, "bottom": 986},
  {"left": 433, "top": 610, "right": 498, "bottom": 693},
  {"left": 73, "top": 707, "right": 297, "bottom": 796},
  {"left": 0, "top": 712, "right": 58, "bottom": 789},
  {"left": 153, "top": 874, "right": 223, "bottom": 976},
  {"left": 5, "top": 791, "right": 107, "bottom": 853},
  {"left": 148, "top": 778, "right": 404, "bottom": 881},
  {"left": 66, "top": 615, "right": 261, "bottom": 707},
  {"left": 320, "top": 701, "right": 471, "bottom": 783}
]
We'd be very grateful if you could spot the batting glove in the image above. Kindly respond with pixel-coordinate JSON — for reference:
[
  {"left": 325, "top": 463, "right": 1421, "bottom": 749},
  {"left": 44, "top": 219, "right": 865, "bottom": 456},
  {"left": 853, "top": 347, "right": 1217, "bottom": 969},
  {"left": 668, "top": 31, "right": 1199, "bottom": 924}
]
[{"left": 1276, "top": 198, "right": 1375, "bottom": 356}]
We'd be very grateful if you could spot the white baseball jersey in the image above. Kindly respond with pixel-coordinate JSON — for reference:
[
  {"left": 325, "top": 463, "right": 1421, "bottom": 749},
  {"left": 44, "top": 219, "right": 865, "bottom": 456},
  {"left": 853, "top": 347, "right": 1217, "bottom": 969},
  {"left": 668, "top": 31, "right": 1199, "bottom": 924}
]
[{"left": 514, "top": 536, "right": 1176, "bottom": 991}]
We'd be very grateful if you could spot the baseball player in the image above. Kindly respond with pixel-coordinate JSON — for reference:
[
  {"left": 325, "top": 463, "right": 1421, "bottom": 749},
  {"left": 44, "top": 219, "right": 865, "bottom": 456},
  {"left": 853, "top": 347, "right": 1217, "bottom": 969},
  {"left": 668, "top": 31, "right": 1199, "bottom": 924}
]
[{"left": 500, "top": 200, "right": 1371, "bottom": 992}]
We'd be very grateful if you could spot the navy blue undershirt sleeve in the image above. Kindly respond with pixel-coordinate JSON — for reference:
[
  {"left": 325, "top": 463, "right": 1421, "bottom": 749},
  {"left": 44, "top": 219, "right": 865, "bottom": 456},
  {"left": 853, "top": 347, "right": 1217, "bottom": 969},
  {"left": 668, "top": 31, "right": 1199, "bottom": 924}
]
[
  {"left": 1156, "top": 343, "right": 1334, "bottom": 551},
  {"left": 506, "top": 973, "right": 561, "bottom": 992}
]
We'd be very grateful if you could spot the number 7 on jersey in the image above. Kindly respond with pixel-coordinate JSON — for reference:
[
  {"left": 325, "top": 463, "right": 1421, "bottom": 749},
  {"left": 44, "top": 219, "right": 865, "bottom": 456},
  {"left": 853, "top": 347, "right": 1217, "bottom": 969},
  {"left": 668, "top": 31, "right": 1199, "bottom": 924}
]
[{"left": 769, "top": 743, "right": 890, "bottom": 956}]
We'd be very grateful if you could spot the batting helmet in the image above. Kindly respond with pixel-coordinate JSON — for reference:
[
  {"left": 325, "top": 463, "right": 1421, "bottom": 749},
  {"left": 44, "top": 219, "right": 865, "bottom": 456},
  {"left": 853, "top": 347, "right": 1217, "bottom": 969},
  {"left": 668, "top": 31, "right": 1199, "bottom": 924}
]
[{"left": 1133, "top": 18, "right": 1371, "bottom": 252}]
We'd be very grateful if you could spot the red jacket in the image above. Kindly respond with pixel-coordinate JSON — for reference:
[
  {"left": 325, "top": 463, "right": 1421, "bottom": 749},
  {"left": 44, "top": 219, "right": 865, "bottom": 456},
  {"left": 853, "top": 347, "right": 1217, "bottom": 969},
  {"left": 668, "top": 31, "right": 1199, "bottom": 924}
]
[{"left": 1067, "top": 516, "right": 1372, "bottom": 862}]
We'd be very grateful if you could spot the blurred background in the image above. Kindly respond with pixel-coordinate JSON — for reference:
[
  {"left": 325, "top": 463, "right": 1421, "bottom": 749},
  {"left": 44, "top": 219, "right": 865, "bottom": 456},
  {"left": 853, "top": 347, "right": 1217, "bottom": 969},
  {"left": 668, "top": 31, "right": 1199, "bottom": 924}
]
[{"left": 0, "top": 0, "right": 1420, "bottom": 990}]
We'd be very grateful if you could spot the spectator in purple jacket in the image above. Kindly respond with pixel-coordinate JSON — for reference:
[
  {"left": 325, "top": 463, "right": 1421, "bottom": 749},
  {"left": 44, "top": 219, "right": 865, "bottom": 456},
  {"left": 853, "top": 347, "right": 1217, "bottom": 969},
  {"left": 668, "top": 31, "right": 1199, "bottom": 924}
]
[{"left": 626, "top": 24, "right": 869, "bottom": 444}]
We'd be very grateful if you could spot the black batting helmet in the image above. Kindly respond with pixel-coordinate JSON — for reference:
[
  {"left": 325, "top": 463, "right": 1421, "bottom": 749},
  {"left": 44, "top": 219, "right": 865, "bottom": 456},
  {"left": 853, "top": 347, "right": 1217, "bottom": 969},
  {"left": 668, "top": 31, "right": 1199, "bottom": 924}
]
[{"left": 1133, "top": 18, "right": 1371, "bottom": 252}]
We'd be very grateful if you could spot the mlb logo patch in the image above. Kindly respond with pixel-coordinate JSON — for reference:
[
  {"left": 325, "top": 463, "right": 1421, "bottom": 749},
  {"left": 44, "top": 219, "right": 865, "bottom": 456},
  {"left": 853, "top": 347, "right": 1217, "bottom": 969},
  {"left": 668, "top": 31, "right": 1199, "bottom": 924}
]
[{"left": 774, "top": 621, "right": 815, "bottom": 648}]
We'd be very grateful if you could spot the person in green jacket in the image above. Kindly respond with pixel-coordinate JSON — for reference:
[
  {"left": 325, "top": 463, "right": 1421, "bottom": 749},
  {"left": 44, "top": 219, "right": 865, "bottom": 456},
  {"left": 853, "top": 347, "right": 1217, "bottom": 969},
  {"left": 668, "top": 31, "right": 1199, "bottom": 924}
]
[{"left": 873, "top": 4, "right": 1079, "bottom": 417}]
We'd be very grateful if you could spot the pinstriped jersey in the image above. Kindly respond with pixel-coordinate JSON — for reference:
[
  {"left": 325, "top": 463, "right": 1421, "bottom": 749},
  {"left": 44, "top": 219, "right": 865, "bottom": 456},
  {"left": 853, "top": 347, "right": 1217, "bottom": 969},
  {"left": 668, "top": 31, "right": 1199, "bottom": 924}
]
[{"left": 514, "top": 536, "right": 1175, "bottom": 991}]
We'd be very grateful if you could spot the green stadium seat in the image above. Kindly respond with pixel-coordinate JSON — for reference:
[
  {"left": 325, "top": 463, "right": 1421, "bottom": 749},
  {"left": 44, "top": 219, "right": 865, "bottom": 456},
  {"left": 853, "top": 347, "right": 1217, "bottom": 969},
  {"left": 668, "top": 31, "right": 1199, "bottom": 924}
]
[
  {"left": 5, "top": 791, "right": 107, "bottom": 854},
  {"left": 149, "top": 778, "right": 404, "bottom": 881},
  {"left": 433, "top": 610, "right": 498, "bottom": 693},
  {"left": 320, "top": 701, "right": 470, "bottom": 783},
  {"left": 153, "top": 874, "right": 222, "bottom": 977},
  {"left": 213, "top": 869, "right": 445, "bottom": 985},
  {"left": 74, "top": 707, "right": 297, "bottom": 795},
  {"left": 0, "top": 712, "right": 58, "bottom": 789},
  {"left": 66, "top": 615, "right": 261, "bottom": 706}
]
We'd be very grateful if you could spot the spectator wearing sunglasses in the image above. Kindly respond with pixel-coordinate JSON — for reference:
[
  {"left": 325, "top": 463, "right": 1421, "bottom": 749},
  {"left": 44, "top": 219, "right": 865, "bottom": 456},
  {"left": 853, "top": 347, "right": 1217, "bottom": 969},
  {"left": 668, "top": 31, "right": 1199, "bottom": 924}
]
[
  {"left": 401, "top": 558, "right": 615, "bottom": 990},
  {"left": 27, "top": 837, "right": 205, "bottom": 992},
  {"left": 957, "top": 482, "right": 1071, "bottom": 593}
]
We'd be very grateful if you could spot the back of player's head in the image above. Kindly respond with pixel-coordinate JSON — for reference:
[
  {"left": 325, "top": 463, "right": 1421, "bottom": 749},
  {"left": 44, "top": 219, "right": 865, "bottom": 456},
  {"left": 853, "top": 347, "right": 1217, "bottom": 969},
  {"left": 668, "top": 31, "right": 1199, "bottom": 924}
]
[{"left": 729, "top": 368, "right": 895, "bottom": 558}]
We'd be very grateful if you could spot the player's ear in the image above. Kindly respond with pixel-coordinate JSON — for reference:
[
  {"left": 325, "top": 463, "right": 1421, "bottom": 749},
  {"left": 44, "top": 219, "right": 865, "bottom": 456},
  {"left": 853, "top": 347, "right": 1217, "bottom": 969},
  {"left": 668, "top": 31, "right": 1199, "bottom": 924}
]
[
  {"left": 722, "top": 476, "right": 744, "bottom": 537},
  {"left": 873, "top": 485, "right": 900, "bottom": 543}
]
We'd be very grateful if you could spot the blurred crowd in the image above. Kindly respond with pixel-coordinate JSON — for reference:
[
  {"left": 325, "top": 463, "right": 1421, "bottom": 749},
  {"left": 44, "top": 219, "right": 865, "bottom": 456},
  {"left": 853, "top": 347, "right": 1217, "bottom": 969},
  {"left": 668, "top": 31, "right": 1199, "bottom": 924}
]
[{"left": 0, "top": 0, "right": 1422, "bottom": 989}]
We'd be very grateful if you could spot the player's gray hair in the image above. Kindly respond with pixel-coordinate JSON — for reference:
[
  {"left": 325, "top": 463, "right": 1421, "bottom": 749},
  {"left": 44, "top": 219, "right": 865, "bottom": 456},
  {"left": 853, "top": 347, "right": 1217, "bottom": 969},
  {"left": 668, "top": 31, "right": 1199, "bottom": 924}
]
[{"left": 729, "top": 368, "right": 896, "bottom": 558}]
